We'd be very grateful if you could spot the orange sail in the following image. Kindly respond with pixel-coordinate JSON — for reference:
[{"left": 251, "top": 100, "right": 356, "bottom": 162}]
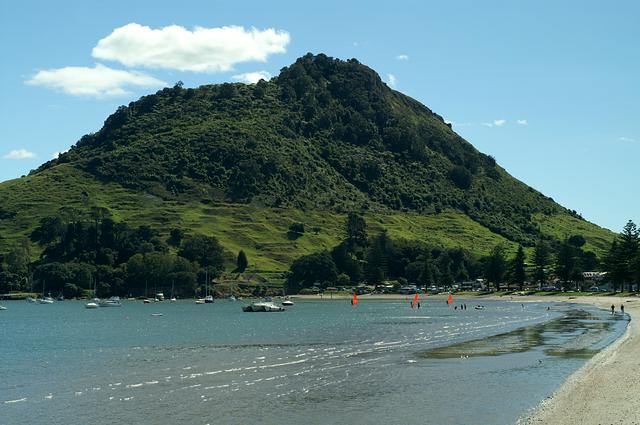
[
  {"left": 447, "top": 293, "right": 453, "bottom": 305},
  {"left": 352, "top": 293, "right": 358, "bottom": 306},
  {"left": 411, "top": 292, "right": 419, "bottom": 308}
]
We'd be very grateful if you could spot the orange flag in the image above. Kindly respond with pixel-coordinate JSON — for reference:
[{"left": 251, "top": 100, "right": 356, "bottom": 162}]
[
  {"left": 412, "top": 292, "right": 419, "bottom": 308},
  {"left": 352, "top": 293, "right": 358, "bottom": 306},
  {"left": 447, "top": 293, "right": 453, "bottom": 305}
]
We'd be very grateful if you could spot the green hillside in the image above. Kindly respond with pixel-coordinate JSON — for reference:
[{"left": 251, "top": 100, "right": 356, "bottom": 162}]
[{"left": 0, "top": 53, "right": 614, "bottom": 276}]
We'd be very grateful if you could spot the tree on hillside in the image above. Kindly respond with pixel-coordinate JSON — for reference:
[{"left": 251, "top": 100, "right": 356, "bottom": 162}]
[
  {"left": 346, "top": 213, "right": 367, "bottom": 249},
  {"left": 178, "top": 235, "right": 225, "bottom": 277},
  {"left": 511, "top": 245, "right": 526, "bottom": 290},
  {"left": 167, "top": 228, "right": 184, "bottom": 247},
  {"left": 236, "top": 250, "right": 248, "bottom": 273}
]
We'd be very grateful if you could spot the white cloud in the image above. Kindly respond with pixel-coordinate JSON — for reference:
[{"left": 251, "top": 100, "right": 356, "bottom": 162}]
[
  {"left": 482, "top": 122, "right": 494, "bottom": 127},
  {"left": 517, "top": 119, "right": 528, "bottom": 125},
  {"left": 26, "top": 64, "right": 165, "bottom": 97},
  {"left": 396, "top": 54, "right": 409, "bottom": 60},
  {"left": 620, "top": 136, "right": 637, "bottom": 143},
  {"left": 387, "top": 74, "right": 397, "bottom": 88},
  {"left": 493, "top": 119, "right": 506, "bottom": 127},
  {"left": 52, "top": 148, "right": 69, "bottom": 159},
  {"left": 92, "top": 23, "right": 290, "bottom": 73},
  {"left": 4, "top": 149, "right": 36, "bottom": 160},
  {"left": 231, "top": 71, "right": 272, "bottom": 84}
]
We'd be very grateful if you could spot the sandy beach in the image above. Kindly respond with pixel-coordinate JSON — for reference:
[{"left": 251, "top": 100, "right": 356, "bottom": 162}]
[
  {"left": 295, "top": 293, "right": 640, "bottom": 424},
  {"left": 518, "top": 295, "right": 640, "bottom": 425}
]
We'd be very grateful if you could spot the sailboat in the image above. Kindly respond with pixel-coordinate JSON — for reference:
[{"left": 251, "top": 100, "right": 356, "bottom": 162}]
[
  {"left": 86, "top": 275, "right": 99, "bottom": 309},
  {"left": 37, "top": 281, "right": 54, "bottom": 304},
  {"left": 411, "top": 292, "right": 420, "bottom": 308},
  {"left": 170, "top": 281, "right": 177, "bottom": 302},
  {"left": 351, "top": 292, "right": 358, "bottom": 306}
]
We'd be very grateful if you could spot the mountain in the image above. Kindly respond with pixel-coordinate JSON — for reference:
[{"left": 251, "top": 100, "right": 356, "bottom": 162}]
[{"left": 0, "top": 53, "right": 613, "bottom": 271}]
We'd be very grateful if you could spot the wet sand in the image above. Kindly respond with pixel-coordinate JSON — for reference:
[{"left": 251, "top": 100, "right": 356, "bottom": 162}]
[{"left": 516, "top": 295, "right": 639, "bottom": 425}]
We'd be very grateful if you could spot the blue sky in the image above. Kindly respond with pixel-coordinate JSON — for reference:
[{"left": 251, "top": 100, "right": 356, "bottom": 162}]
[{"left": 1, "top": 0, "right": 638, "bottom": 231}]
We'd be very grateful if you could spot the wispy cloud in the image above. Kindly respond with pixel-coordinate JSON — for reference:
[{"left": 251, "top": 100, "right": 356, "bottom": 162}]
[
  {"left": 52, "top": 148, "right": 69, "bottom": 159},
  {"left": 387, "top": 74, "right": 397, "bottom": 88},
  {"left": 396, "top": 54, "right": 409, "bottom": 61},
  {"left": 516, "top": 119, "right": 528, "bottom": 125},
  {"left": 26, "top": 64, "right": 165, "bottom": 97},
  {"left": 620, "top": 136, "right": 637, "bottom": 143},
  {"left": 92, "top": 23, "right": 290, "bottom": 73},
  {"left": 231, "top": 71, "right": 272, "bottom": 84},
  {"left": 481, "top": 119, "right": 506, "bottom": 128},
  {"left": 4, "top": 149, "right": 36, "bottom": 160}
]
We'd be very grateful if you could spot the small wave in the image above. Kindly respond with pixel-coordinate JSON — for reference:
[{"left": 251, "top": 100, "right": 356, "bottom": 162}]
[{"left": 4, "top": 398, "right": 27, "bottom": 404}]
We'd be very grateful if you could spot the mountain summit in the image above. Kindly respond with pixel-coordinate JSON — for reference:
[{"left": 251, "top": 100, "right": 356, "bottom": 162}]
[{"left": 1, "top": 53, "right": 611, "bottom": 268}]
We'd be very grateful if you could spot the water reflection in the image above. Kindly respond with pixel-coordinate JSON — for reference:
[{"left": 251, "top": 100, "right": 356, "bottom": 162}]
[{"left": 419, "top": 309, "right": 625, "bottom": 359}]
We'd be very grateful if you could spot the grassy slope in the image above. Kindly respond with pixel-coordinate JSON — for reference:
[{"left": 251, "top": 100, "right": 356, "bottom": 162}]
[{"left": 0, "top": 164, "right": 614, "bottom": 274}]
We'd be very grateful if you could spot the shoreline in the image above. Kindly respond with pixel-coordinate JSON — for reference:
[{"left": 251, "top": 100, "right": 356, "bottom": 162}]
[
  {"left": 295, "top": 293, "right": 639, "bottom": 424},
  {"left": 516, "top": 295, "right": 639, "bottom": 425}
]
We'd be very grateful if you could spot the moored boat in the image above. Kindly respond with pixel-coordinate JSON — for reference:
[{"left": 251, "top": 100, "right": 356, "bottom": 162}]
[
  {"left": 85, "top": 302, "right": 98, "bottom": 309},
  {"left": 204, "top": 295, "right": 214, "bottom": 304},
  {"left": 99, "top": 296, "right": 122, "bottom": 307},
  {"left": 282, "top": 299, "right": 294, "bottom": 306},
  {"left": 242, "top": 302, "right": 285, "bottom": 312}
]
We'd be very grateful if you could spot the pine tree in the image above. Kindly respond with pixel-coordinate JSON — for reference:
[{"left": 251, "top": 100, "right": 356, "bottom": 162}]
[
  {"left": 533, "top": 241, "right": 550, "bottom": 288},
  {"left": 512, "top": 245, "right": 526, "bottom": 290},
  {"left": 619, "top": 220, "right": 639, "bottom": 291},
  {"left": 236, "top": 250, "right": 248, "bottom": 273}
]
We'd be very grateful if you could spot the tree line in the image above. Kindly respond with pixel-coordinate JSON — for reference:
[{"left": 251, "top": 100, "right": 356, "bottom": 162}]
[
  {"left": 286, "top": 213, "right": 610, "bottom": 293},
  {"left": 0, "top": 207, "right": 230, "bottom": 298}
]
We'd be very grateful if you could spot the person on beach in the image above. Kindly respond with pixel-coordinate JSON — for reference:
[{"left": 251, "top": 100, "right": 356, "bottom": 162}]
[
  {"left": 621, "top": 304, "right": 624, "bottom": 315},
  {"left": 611, "top": 304, "right": 615, "bottom": 314}
]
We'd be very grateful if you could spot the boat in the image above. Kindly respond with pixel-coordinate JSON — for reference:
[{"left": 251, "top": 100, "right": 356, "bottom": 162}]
[
  {"left": 0, "top": 305, "right": 7, "bottom": 310},
  {"left": 170, "top": 297, "right": 177, "bottom": 302},
  {"left": 38, "top": 294, "right": 55, "bottom": 304},
  {"left": 155, "top": 292, "right": 164, "bottom": 302},
  {"left": 143, "top": 298, "right": 152, "bottom": 304},
  {"left": 204, "top": 295, "right": 214, "bottom": 304},
  {"left": 26, "top": 297, "right": 36, "bottom": 303},
  {"left": 151, "top": 313, "right": 163, "bottom": 317},
  {"left": 170, "top": 282, "right": 177, "bottom": 301},
  {"left": 99, "top": 296, "right": 122, "bottom": 307},
  {"left": 282, "top": 299, "right": 294, "bottom": 306},
  {"left": 474, "top": 305, "right": 485, "bottom": 310},
  {"left": 242, "top": 302, "right": 285, "bottom": 312},
  {"left": 195, "top": 298, "right": 205, "bottom": 304},
  {"left": 85, "top": 302, "right": 98, "bottom": 309}
]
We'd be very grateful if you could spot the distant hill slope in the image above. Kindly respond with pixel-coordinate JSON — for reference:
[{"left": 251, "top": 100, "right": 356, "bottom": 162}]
[{"left": 0, "top": 53, "right": 613, "bottom": 269}]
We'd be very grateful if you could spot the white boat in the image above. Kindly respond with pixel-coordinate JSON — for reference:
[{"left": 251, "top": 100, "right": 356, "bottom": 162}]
[
  {"left": 242, "top": 302, "right": 285, "bottom": 312},
  {"left": 143, "top": 298, "right": 153, "bottom": 304},
  {"left": 195, "top": 298, "right": 205, "bottom": 304},
  {"left": 85, "top": 302, "right": 98, "bottom": 309},
  {"left": 26, "top": 297, "right": 37, "bottom": 303},
  {"left": 99, "top": 296, "right": 122, "bottom": 307},
  {"left": 0, "top": 305, "right": 7, "bottom": 310},
  {"left": 38, "top": 296, "right": 55, "bottom": 304},
  {"left": 155, "top": 292, "right": 164, "bottom": 302},
  {"left": 170, "top": 297, "right": 177, "bottom": 302},
  {"left": 204, "top": 295, "right": 214, "bottom": 304},
  {"left": 282, "top": 300, "right": 294, "bottom": 306}
]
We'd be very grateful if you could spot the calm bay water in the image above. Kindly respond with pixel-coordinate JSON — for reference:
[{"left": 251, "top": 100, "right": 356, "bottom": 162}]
[{"left": 0, "top": 299, "right": 627, "bottom": 425}]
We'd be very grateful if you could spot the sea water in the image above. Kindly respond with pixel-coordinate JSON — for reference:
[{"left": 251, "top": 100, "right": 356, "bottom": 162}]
[{"left": 0, "top": 299, "right": 627, "bottom": 425}]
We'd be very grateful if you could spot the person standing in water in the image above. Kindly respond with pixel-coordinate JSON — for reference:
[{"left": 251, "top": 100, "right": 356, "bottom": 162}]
[
  {"left": 611, "top": 304, "right": 615, "bottom": 315},
  {"left": 621, "top": 304, "right": 625, "bottom": 315}
]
